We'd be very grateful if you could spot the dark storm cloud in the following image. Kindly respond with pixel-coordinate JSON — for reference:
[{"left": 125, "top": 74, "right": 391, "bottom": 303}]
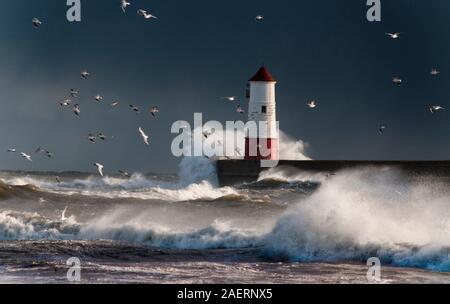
[{"left": 0, "top": 0, "right": 450, "bottom": 174}]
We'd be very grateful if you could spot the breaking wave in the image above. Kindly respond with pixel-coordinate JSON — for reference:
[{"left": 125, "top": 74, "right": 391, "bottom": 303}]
[{"left": 2, "top": 162, "right": 450, "bottom": 272}]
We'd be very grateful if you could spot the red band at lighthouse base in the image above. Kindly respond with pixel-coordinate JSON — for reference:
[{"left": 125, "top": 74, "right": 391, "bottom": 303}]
[{"left": 245, "top": 138, "right": 279, "bottom": 160}]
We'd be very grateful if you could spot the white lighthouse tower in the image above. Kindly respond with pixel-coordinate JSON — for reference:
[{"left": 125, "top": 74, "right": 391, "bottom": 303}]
[{"left": 245, "top": 66, "right": 279, "bottom": 160}]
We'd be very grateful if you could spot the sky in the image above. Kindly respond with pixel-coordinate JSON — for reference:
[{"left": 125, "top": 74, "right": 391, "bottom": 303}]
[{"left": 1, "top": 0, "right": 450, "bottom": 174}]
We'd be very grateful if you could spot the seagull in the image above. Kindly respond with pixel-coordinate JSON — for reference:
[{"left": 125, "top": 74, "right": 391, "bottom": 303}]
[
  {"left": 236, "top": 104, "right": 245, "bottom": 114},
  {"left": 73, "top": 104, "right": 81, "bottom": 117},
  {"left": 61, "top": 206, "right": 68, "bottom": 221},
  {"left": 379, "top": 125, "right": 386, "bottom": 135},
  {"left": 121, "top": 0, "right": 131, "bottom": 13},
  {"left": 60, "top": 98, "right": 71, "bottom": 107},
  {"left": 94, "top": 94, "right": 103, "bottom": 102},
  {"left": 81, "top": 70, "right": 90, "bottom": 79},
  {"left": 307, "top": 100, "right": 317, "bottom": 109},
  {"left": 431, "top": 68, "right": 441, "bottom": 76},
  {"left": 35, "top": 147, "right": 45, "bottom": 154},
  {"left": 70, "top": 89, "right": 79, "bottom": 98},
  {"left": 32, "top": 18, "right": 42, "bottom": 28},
  {"left": 87, "top": 133, "right": 97, "bottom": 143},
  {"left": 255, "top": 15, "right": 264, "bottom": 21},
  {"left": 118, "top": 170, "right": 131, "bottom": 178},
  {"left": 392, "top": 77, "right": 403, "bottom": 86},
  {"left": 94, "top": 163, "right": 104, "bottom": 177},
  {"left": 98, "top": 133, "right": 107, "bottom": 141},
  {"left": 150, "top": 106, "right": 159, "bottom": 118},
  {"left": 430, "top": 105, "right": 445, "bottom": 114},
  {"left": 7, "top": 148, "right": 16, "bottom": 153},
  {"left": 129, "top": 105, "right": 140, "bottom": 113},
  {"left": 20, "top": 152, "right": 32, "bottom": 162},
  {"left": 138, "top": 127, "right": 150, "bottom": 146},
  {"left": 138, "top": 9, "right": 158, "bottom": 20},
  {"left": 386, "top": 32, "right": 401, "bottom": 39},
  {"left": 222, "top": 96, "right": 237, "bottom": 102},
  {"left": 111, "top": 101, "right": 119, "bottom": 107},
  {"left": 45, "top": 151, "right": 53, "bottom": 158}
]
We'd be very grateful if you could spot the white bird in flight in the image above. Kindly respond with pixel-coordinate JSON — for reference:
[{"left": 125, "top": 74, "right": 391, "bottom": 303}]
[
  {"left": 150, "top": 106, "right": 159, "bottom": 118},
  {"left": 7, "top": 148, "right": 16, "bottom": 153},
  {"left": 70, "top": 89, "right": 79, "bottom": 98},
  {"left": 139, "top": 127, "right": 150, "bottom": 146},
  {"left": 81, "top": 70, "right": 90, "bottom": 79},
  {"left": 21, "top": 152, "right": 32, "bottom": 162},
  {"left": 87, "top": 133, "right": 97, "bottom": 143},
  {"left": 94, "top": 163, "right": 104, "bottom": 177},
  {"left": 386, "top": 32, "right": 401, "bottom": 39},
  {"left": 98, "top": 133, "right": 107, "bottom": 141},
  {"left": 379, "top": 125, "right": 386, "bottom": 135},
  {"left": 392, "top": 77, "right": 403, "bottom": 86},
  {"left": 431, "top": 68, "right": 440, "bottom": 76},
  {"left": 94, "top": 94, "right": 103, "bottom": 102},
  {"left": 60, "top": 99, "right": 71, "bottom": 107},
  {"left": 236, "top": 105, "right": 245, "bottom": 114},
  {"left": 255, "top": 15, "right": 264, "bottom": 21},
  {"left": 429, "top": 105, "right": 445, "bottom": 114},
  {"left": 130, "top": 105, "right": 140, "bottom": 113},
  {"left": 73, "top": 104, "right": 81, "bottom": 117},
  {"left": 138, "top": 9, "right": 158, "bottom": 20},
  {"left": 121, "top": 0, "right": 131, "bottom": 13},
  {"left": 32, "top": 18, "right": 42, "bottom": 28},
  {"left": 118, "top": 170, "right": 131, "bottom": 178},
  {"left": 307, "top": 100, "right": 317, "bottom": 109},
  {"left": 222, "top": 96, "right": 237, "bottom": 102},
  {"left": 111, "top": 101, "right": 119, "bottom": 107},
  {"left": 61, "top": 206, "right": 68, "bottom": 221}
]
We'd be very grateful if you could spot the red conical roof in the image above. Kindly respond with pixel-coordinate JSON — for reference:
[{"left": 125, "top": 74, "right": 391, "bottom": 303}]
[{"left": 249, "top": 66, "right": 276, "bottom": 82}]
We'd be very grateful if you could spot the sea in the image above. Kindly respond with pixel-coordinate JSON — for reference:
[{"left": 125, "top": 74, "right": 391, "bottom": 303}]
[{"left": 0, "top": 157, "right": 449, "bottom": 284}]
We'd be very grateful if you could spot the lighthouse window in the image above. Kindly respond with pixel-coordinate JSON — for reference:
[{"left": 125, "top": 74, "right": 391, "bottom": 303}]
[{"left": 261, "top": 106, "right": 267, "bottom": 114}]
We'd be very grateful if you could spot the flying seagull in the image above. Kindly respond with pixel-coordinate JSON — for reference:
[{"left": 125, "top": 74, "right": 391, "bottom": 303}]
[
  {"left": 386, "top": 32, "right": 401, "bottom": 39},
  {"left": 7, "top": 148, "right": 16, "bottom": 153},
  {"left": 429, "top": 105, "right": 445, "bottom": 114},
  {"left": 129, "top": 105, "right": 140, "bottom": 113},
  {"left": 138, "top": 9, "right": 158, "bottom": 20},
  {"left": 222, "top": 96, "right": 237, "bottom": 102},
  {"left": 87, "top": 134, "right": 97, "bottom": 143},
  {"left": 98, "top": 133, "right": 107, "bottom": 141},
  {"left": 81, "top": 70, "right": 90, "bottom": 79},
  {"left": 32, "top": 18, "right": 42, "bottom": 28},
  {"left": 73, "top": 104, "right": 81, "bottom": 117},
  {"left": 307, "top": 100, "right": 317, "bottom": 109},
  {"left": 94, "top": 94, "right": 103, "bottom": 102},
  {"left": 379, "top": 125, "right": 386, "bottom": 135},
  {"left": 255, "top": 15, "right": 264, "bottom": 21},
  {"left": 121, "top": 0, "right": 131, "bottom": 13},
  {"left": 35, "top": 147, "right": 45, "bottom": 154},
  {"left": 236, "top": 104, "right": 245, "bottom": 114},
  {"left": 431, "top": 68, "right": 440, "bottom": 76},
  {"left": 70, "top": 89, "right": 79, "bottom": 98},
  {"left": 21, "top": 152, "right": 32, "bottom": 162},
  {"left": 150, "top": 106, "right": 159, "bottom": 118},
  {"left": 392, "top": 77, "right": 403, "bottom": 86},
  {"left": 61, "top": 206, "right": 68, "bottom": 221},
  {"left": 60, "top": 98, "right": 71, "bottom": 107},
  {"left": 139, "top": 127, "right": 150, "bottom": 146},
  {"left": 94, "top": 163, "right": 104, "bottom": 177},
  {"left": 111, "top": 101, "right": 119, "bottom": 107}
]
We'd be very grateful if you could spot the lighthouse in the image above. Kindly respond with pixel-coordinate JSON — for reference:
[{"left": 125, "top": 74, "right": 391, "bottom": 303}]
[{"left": 245, "top": 66, "right": 279, "bottom": 160}]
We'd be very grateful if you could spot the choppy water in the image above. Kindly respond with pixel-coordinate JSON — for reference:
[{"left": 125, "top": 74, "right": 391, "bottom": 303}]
[{"left": 0, "top": 157, "right": 450, "bottom": 284}]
